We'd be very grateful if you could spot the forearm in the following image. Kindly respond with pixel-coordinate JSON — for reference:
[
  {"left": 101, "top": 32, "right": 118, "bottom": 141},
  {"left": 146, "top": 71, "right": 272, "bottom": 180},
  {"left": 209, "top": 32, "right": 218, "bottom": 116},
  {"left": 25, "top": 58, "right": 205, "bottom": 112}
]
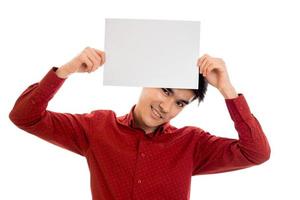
[{"left": 225, "top": 94, "right": 271, "bottom": 164}]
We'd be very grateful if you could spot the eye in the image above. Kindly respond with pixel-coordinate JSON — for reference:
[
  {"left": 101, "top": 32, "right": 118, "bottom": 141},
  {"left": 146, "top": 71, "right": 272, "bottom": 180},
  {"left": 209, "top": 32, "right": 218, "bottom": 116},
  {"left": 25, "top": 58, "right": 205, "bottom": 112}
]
[
  {"left": 162, "top": 88, "right": 170, "bottom": 96},
  {"left": 177, "top": 102, "right": 185, "bottom": 108}
]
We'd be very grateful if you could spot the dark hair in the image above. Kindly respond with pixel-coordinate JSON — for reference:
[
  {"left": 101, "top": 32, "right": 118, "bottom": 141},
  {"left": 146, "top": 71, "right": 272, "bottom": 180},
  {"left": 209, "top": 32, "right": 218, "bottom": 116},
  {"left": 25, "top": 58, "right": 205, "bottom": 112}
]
[{"left": 191, "top": 73, "right": 208, "bottom": 106}]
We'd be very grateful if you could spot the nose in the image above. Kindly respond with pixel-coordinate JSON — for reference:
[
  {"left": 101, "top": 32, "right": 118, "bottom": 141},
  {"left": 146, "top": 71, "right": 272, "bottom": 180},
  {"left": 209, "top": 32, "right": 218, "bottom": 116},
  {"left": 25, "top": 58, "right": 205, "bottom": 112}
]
[{"left": 159, "top": 99, "right": 172, "bottom": 113}]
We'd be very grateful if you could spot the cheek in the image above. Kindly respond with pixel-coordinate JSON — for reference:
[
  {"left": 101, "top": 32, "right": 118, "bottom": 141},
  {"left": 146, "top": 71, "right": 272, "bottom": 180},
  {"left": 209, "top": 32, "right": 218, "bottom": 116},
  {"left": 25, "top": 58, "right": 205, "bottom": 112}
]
[{"left": 166, "top": 109, "right": 181, "bottom": 120}]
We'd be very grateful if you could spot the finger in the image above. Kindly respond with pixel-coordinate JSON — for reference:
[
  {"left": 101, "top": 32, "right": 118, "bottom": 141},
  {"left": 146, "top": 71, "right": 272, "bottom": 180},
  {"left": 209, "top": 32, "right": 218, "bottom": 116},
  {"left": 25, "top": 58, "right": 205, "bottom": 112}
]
[
  {"left": 204, "top": 60, "right": 214, "bottom": 76},
  {"left": 197, "top": 54, "right": 206, "bottom": 68},
  {"left": 91, "top": 61, "right": 102, "bottom": 72},
  {"left": 200, "top": 57, "right": 209, "bottom": 74},
  {"left": 101, "top": 52, "right": 106, "bottom": 65},
  {"left": 197, "top": 58, "right": 202, "bottom": 73},
  {"left": 201, "top": 54, "right": 211, "bottom": 69},
  {"left": 203, "top": 63, "right": 209, "bottom": 76},
  {"left": 201, "top": 61, "right": 207, "bottom": 76},
  {"left": 197, "top": 57, "right": 203, "bottom": 67},
  {"left": 99, "top": 52, "right": 106, "bottom": 66},
  {"left": 205, "top": 63, "right": 214, "bottom": 76},
  {"left": 90, "top": 48, "right": 102, "bottom": 66},
  {"left": 86, "top": 48, "right": 100, "bottom": 72},
  {"left": 89, "top": 49, "right": 102, "bottom": 72},
  {"left": 91, "top": 49, "right": 105, "bottom": 71},
  {"left": 81, "top": 47, "right": 95, "bottom": 72},
  {"left": 81, "top": 53, "right": 94, "bottom": 72},
  {"left": 203, "top": 63, "right": 210, "bottom": 77},
  {"left": 198, "top": 57, "right": 204, "bottom": 73},
  {"left": 94, "top": 49, "right": 106, "bottom": 65}
]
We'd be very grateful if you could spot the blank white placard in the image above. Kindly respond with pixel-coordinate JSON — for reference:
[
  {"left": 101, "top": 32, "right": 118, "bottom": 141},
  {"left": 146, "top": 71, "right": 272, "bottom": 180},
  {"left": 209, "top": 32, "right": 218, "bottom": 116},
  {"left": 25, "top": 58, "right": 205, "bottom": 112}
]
[{"left": 103, "top": 18, "right": 200, "bottom": 89}]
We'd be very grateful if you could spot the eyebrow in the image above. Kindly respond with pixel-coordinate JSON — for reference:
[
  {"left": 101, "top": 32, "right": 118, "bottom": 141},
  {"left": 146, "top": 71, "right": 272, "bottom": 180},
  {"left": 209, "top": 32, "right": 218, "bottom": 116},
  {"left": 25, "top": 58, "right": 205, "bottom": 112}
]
[{"left": 166, "top": 88, "right": 191, "bottom": 105}]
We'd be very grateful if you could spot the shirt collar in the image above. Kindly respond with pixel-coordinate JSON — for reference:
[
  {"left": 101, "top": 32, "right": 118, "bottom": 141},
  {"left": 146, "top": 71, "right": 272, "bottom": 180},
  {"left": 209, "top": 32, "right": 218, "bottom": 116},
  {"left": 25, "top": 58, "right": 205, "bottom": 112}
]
[{"left": 117, "top": 104, "right": 171, "bottom": 135}]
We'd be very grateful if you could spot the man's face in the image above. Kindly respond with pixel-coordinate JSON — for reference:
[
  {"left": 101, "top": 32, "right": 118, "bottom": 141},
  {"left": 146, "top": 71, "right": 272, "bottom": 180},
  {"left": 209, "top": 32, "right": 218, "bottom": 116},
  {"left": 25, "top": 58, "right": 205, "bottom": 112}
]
[{"left": 133, "top": 88, "right": 195, "bottom": 133}]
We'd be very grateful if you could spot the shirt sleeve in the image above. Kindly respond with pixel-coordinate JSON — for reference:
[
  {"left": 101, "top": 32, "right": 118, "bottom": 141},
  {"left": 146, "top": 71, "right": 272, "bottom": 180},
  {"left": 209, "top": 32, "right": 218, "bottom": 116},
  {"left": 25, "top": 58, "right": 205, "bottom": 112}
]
[
  {"left": 9, "top": 67, "right": 93, "bottom": 156},
  {"left": 192, "top": 94, "right": 271, "bottom": 176}
]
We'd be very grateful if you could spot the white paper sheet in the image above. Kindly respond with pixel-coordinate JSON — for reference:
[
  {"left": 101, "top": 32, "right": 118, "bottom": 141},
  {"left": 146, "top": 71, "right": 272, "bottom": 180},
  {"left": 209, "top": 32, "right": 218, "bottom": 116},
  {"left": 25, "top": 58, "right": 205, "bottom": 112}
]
[{"left": 103, "top": 18, "right": 200, "bottom": 89}]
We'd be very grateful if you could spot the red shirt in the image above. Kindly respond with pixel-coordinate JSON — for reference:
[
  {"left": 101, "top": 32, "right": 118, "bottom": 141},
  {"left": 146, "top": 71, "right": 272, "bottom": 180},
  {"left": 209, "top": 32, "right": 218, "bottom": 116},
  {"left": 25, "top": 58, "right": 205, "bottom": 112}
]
[{"left": 9, "top": 67, "right": 271, "bottom": 200}]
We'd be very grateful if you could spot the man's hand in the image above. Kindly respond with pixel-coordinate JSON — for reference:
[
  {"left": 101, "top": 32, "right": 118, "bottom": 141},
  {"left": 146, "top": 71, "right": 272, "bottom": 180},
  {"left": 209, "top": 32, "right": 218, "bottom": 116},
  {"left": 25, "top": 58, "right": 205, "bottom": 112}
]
[
  {"left": 56, "top": 47, "right": 106, "bottom": 78},
  {"left": 197, "top": 54, "right": 238, "bottom": 99}
]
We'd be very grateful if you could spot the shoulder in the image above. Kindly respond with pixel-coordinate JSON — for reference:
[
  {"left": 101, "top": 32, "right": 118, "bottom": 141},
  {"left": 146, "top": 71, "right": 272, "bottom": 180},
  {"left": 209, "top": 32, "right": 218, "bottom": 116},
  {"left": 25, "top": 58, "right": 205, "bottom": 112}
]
[
  {"left": 87, "top": 109, "right": 116, "bottom": 121},
  {"left": 180, "top": 125, "right": 205, "bottom": 134},
  {"left": 178, "top": 125, "right": 216, "bottom": 141},
  {"left": 168, "top": 125, "right": 206, "bottom": 138}
]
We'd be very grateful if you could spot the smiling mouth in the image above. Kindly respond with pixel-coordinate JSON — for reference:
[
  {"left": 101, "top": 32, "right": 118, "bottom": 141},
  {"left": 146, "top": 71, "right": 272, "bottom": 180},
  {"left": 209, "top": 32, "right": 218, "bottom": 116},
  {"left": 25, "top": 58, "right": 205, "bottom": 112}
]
[{"left": 151, "top": 105, "right": 163, "bottom": 119}]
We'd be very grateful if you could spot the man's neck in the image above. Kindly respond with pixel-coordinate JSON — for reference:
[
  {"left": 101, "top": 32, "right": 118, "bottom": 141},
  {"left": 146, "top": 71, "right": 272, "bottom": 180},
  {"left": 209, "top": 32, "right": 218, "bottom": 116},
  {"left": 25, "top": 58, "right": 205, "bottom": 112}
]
[{"left": 132, "top": 108, "right": 157, "bottom": 134}]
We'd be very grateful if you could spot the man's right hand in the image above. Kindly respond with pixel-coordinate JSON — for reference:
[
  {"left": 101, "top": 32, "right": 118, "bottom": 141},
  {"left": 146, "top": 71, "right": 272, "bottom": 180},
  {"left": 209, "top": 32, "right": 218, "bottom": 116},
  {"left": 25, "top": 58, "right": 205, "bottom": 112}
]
[{"left": 56, "top": 47, "right": 106, "bottom": 78}]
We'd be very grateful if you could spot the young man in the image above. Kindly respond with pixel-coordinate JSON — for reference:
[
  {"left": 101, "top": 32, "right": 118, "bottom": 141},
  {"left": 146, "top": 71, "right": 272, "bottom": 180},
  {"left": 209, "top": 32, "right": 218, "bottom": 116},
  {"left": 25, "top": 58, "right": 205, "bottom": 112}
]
[{"left": 9, "top": 47, "right": 271, "bottom": 200}]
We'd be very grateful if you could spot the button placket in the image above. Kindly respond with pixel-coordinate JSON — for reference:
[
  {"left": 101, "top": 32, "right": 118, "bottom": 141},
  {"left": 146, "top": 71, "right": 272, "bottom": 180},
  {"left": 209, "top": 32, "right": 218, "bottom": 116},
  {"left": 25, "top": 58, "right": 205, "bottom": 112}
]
[{"left": 133, "top": 140, "right": 148, "bottom": 191}]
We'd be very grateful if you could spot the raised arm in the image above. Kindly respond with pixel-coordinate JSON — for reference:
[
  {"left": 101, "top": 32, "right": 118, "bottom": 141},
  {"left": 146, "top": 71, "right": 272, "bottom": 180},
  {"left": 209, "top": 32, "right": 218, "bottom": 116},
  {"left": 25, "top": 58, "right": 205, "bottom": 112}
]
[
  {"left": 192, "top": 54, "right": 271, "bottom": 175},
  {"left": 9, "top": 47, "right": 105, "bottom": 156},
  {"left": 192, "top": 93, "right": 270, "bottom": 175}
]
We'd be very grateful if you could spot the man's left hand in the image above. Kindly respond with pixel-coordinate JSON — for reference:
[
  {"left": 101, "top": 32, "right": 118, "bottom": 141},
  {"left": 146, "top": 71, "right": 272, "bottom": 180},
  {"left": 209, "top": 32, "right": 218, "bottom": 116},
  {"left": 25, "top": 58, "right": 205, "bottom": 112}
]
[{"left": 197, "top": 54, "right": 238, "bottom": 98}]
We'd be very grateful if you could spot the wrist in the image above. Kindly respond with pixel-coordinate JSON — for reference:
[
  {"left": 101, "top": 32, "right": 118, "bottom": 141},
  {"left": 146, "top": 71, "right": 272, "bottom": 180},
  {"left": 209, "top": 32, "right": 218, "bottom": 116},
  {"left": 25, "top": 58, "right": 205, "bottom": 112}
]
[
  {"left": 219, "top": 84, "right": 238, "bottom": 99},
  {"left": 55, "top": 66, "right": 72, "bottom": 79}
]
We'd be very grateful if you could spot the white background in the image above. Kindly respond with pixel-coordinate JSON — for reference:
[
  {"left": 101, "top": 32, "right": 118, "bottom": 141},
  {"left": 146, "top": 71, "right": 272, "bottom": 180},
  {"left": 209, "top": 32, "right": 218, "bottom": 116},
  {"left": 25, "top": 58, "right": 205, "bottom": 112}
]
[{"left": 1, "top": 0, "right": 299, "bottom": 199}]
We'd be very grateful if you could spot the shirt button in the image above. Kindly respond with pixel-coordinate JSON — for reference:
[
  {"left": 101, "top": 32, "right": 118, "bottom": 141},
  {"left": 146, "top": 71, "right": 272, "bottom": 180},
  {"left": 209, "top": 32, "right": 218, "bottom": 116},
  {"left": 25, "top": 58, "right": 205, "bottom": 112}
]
[
  {"left": 137, "top": 179, "right": 142, "bottom": 184},
  {"left": 140, "top": 152, "right": 145, "bottom": 157}
]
